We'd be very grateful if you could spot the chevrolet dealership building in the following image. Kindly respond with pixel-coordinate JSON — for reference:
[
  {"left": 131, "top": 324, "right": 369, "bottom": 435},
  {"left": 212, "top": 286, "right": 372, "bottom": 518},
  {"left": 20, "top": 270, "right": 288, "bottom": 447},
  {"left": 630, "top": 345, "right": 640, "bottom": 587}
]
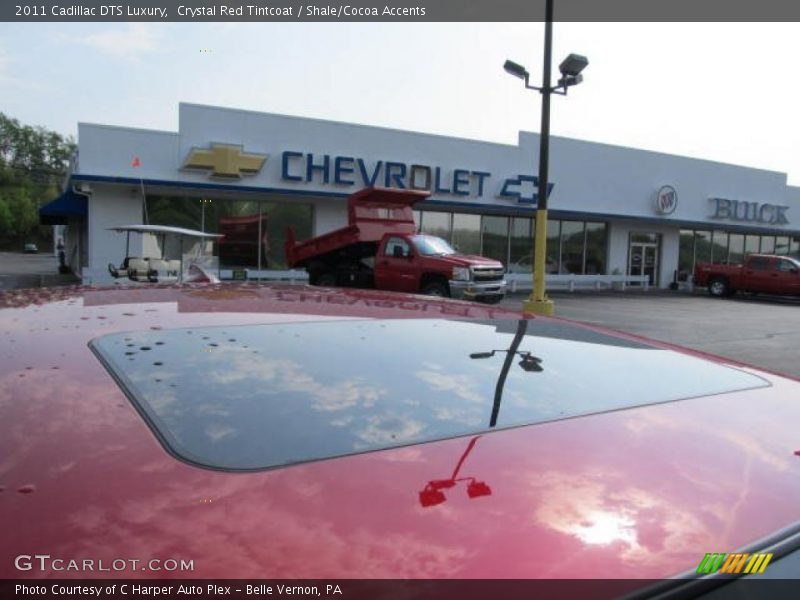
[{"left": 43, "top": 103, "right": 800, "bottom": 288}]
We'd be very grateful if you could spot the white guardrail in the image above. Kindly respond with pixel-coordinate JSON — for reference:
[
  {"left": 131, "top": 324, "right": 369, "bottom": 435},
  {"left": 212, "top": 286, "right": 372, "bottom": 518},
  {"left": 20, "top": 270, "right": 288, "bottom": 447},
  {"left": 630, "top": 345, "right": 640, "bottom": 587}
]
[
  {"left": 221, "top": 269, "right": 651, "bottom": 292},
  {"left": 219, "top": 269, "right": 310, "bottom": 283},
  {"left": 506, "top": 273, "right": 651, "bottom": 292}
]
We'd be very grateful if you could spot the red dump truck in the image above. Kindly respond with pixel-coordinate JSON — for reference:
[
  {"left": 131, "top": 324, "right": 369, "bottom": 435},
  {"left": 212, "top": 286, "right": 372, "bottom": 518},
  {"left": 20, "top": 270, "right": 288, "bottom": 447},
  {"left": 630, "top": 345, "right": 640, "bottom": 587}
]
[
  {"left": 694, "top": 254, "right": 800, "bottom": 297},
  {"left": 285, "top": 187, "right": 507, "bottom": 303}
]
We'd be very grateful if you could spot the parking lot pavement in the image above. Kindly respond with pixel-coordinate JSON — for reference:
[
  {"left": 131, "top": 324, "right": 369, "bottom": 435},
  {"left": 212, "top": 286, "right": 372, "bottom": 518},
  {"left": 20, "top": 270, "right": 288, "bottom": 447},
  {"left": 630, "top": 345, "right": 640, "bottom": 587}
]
[
  {"left": 0, "top": 251, "right": 79, "bottom": 290},
  {"left": 500, "top": 290, "right": 800, "bottom": 379}
]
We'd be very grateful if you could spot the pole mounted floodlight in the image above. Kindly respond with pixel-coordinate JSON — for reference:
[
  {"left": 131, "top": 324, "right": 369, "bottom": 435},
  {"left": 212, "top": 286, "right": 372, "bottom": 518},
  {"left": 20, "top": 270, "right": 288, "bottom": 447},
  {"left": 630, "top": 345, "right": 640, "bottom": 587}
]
[
  {"left": 504, "top": 53, "right": 588, "bottom": 96},
  {"left": 418, "top": 437, "right": 491, "bottom": 508},
  {"left": 468, "top": 321, "right": 542, "bottom": 428},
  {"left": 469, "top": 349, "right": 542, "bottom": 372},
  {"left": 559, "top": 53, "right": 589, "bottom": 77},
  {"left": 503, "top": 0, "right": 588, "bottom": 317},
  {"left": 503, "top": 60, "right": 529, "bottom": 82},
  {"left": 558, "top": 53, "right": 588, "bottom": 88}
]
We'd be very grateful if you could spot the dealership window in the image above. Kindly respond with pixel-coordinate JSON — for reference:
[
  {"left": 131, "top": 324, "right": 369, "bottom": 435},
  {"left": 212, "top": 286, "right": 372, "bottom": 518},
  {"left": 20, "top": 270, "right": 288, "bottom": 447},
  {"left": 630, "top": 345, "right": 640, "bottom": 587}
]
[
  {"left": 678, "top": 230, "right": 695, "bottom": 281},
  {"left": 509, "top": 217, "right": 533, "bottom": 272},
  {"left": 760, "top": 236, "right": 775, "bottom": 254},
  {"left": 711, "top": 231, "right": 729, "bottom": 264},
  {"left": 775, "top": 236, "right": 791, "bottom": 255},
  {"left": 265, "top": 203, "right": 313, "bottom": 269},
  {"left": 419, "top": 211, "right": 452, "bottom": 241},
  {"left": 680, "top": 230, "right": 717, "bottom": 281},
  {"left": 790, "top": 236, "right": 800, "bottom": 257},
  {"left": 744, "top": 234, "right": 760, "bottom": 256},
  {"left": 451, "top": 213, "right": 481, "bottom": 255},
  {"left": 694, "top": 231, "right": 712, "bottom": 265},
  {"left": 728, "top": 234, "right": 745, "bottom": 264},
  {"left": 145, "top": 195, "right": 312, "bottom": 272},
  {"left": 546, "top": 219, "right": 561, "bottom": 273},
  {"left": 481, "top": 216, "right": 510, "bottom": 266},
  {"left": 538, "top": 218, "right": 607, "bottom": 275},
  {"left": 584, "top": 223, "right": 607, "bottom": 274},
  {"left": 680, "top": 230, "right": 798, "bottom": 280},
  {"left": 412, "top": 210, "right": 421, "bottom": 231},
  {"left": 418, "top": 211, "right": 607, "bottom": 275},
  {"left": 630, "top": 232, "right": 659, "bottom": 244},
  {"left": 560, "top": 221, "right": 585, "bottom": 274}
]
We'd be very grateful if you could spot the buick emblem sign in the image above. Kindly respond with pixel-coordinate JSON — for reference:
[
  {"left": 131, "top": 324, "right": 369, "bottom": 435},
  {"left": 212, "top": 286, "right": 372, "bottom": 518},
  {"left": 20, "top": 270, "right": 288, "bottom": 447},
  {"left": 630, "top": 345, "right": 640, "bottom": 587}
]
[{"left": 655, "top": 185, "right": 678, "bottom": 215}]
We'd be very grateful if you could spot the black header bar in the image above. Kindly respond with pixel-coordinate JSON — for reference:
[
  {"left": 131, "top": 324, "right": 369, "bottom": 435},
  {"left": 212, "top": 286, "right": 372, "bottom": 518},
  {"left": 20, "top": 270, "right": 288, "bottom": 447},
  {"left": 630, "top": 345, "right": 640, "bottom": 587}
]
[{"left": 4, "top": 0, "right": 800, "bottom": 22}]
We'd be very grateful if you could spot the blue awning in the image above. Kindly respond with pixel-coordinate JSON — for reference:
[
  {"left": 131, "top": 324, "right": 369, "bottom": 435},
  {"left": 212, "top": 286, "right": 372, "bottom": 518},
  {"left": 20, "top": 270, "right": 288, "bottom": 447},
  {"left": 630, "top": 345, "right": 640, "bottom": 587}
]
[{"left": 39, "top": 190, "right": 87, "bottom": 225}]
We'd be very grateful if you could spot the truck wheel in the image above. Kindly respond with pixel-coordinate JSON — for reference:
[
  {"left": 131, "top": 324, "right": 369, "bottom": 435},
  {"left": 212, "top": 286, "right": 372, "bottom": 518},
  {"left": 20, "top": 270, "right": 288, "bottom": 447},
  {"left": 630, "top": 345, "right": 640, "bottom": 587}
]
[
  {"left": 421, "top": 281, "right": 449, "bottom": 297},
  {"left": 708, "top": 277, "right": 730, "bottom": 298},
  {"left": 482, "top": 295, "right": 504, "bottom": 305},
  {"left": 315, "top": 272, "right": 337, "bottom": 287}
]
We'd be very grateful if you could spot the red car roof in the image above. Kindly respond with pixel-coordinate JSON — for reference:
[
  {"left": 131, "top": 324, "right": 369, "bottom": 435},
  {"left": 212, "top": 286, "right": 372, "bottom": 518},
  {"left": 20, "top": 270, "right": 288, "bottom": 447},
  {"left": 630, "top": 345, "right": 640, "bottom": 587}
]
[{"left": 2, "top": 284, "right": 800, "bottom": 580}]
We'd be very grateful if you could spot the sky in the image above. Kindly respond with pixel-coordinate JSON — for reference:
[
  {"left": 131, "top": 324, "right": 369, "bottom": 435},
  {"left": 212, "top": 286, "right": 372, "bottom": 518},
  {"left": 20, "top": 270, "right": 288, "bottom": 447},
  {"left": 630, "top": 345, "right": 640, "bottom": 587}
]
[{"left": 1, "top": 22, "right": 800, "bottom": 184}]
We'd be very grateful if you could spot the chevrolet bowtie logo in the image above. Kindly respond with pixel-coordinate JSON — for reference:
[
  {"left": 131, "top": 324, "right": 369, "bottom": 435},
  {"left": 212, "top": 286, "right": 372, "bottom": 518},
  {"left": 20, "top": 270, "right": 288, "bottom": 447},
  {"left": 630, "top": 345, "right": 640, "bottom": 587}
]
[
  {"left": 499, "top": 174, "right": 555, "bottom": 205},
  {"left": 183, "top": 143, "right": 267, "bottom": 178}
]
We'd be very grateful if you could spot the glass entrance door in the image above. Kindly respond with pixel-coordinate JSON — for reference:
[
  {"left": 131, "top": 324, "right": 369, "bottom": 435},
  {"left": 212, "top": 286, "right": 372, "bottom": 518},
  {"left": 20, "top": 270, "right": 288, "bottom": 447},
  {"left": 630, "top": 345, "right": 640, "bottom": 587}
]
[{"left": 629, "top": 233, "right": 660, "bottom": 286}]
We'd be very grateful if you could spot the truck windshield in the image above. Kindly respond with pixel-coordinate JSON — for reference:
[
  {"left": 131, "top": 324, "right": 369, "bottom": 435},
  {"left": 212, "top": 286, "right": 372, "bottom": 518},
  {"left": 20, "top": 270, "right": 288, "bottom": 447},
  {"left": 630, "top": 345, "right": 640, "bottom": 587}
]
[{"left": 411, "top": 235, "right": 456, "bottom": 256}]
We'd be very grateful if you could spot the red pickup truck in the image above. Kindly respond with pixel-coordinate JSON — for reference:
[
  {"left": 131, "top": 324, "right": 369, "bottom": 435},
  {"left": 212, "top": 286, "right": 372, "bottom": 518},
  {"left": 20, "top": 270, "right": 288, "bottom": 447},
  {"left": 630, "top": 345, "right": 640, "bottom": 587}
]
[
  {"left": 694, "top": 253, "right": 800, "bottom": 297},
  {"left": 285, "top": 187, "right": 507, "bottom": 303}
]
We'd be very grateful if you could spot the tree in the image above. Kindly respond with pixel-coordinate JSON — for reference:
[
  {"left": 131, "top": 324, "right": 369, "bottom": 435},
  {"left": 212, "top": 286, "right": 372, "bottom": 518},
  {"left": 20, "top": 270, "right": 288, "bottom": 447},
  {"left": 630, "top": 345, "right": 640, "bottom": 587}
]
[{"left": 0, "top": 113, "right": 76, "bottom": 249}]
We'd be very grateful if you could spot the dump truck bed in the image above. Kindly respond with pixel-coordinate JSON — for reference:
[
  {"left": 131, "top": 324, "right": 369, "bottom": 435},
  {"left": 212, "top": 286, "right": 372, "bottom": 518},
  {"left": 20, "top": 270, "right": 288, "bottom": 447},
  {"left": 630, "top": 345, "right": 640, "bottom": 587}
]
[{"left": 285, "top": 187, "right": 429, "bottom": 268}]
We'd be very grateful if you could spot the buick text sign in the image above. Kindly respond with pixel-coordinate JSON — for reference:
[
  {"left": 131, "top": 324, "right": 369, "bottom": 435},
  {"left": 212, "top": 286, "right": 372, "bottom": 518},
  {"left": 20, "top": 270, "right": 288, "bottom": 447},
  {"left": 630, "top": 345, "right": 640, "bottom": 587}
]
[{"left": 710, "top": 197, "right": 789, "bottom": 225}]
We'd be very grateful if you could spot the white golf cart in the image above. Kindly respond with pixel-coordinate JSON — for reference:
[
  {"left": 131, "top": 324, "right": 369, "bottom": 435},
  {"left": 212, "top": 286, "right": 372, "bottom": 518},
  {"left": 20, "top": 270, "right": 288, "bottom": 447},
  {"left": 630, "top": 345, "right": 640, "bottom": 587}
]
[{"left": 107, "top": 224, "right": 223, "bottom": 284}]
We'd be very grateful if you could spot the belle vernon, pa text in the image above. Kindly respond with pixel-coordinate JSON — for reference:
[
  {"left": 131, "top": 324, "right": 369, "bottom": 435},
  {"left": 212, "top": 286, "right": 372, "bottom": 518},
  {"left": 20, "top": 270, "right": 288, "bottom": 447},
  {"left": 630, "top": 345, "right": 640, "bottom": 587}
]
[{"left": 16, "top": 584, "right": 344, "bottom": 596}]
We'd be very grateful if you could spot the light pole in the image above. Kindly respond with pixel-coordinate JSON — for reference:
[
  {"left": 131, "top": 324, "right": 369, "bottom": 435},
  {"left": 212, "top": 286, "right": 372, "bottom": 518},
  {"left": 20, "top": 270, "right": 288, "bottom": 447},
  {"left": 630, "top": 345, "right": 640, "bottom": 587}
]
[
  {"left": 469, "top": 319, "right": 543, "bottom": 428},
  {"left": 200, "top": 198, "right": 212, "bottom": 233},
  {"left": 504, "top": 0, "right": 588, "bottom": 316}
]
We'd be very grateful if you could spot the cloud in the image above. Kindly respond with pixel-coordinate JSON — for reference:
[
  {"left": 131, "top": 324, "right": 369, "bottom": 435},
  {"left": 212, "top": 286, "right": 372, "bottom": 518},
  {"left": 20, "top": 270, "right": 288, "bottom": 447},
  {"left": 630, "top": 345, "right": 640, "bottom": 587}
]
[
  {"left": 355, "top": 413, "right": 425, "bottom": 447},
  {"left": 415, "top": 367, "right": 485, "bottom": 404},
  {"left": 67, "top": 24, "right": 161, "bottom": 62},
  {"left": 205, "top": 350, "right": 385, "bottom": 413},
  {"left": 0, "top": 46, "right": 9, "bottom": 77},
  {"left": 0, "top": 44, "right": 43, "bottom": 91}
]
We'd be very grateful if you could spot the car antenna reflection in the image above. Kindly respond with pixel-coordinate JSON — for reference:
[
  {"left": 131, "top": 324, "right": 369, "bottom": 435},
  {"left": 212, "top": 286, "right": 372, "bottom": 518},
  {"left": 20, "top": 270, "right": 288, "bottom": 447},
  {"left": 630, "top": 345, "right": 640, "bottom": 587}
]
[
  {"left": 469, "top": 319, "right": 543, "bottom": 427},
  {"left": 418, "top": 436, "right": 491, "bottom": 508}
]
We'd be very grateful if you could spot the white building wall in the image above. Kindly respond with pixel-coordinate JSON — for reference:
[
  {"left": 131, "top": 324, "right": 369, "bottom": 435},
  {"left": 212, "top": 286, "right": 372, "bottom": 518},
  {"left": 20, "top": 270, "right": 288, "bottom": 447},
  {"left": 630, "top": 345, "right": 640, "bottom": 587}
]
[
  {"left": 77, "top": 123, "right": 180, "bottom": 181},
  {"left": 74, "top": 104, "right": 800, "bottom": 233},
  {"left": 85, "top": 185, "right": 143, "bottom": 284}
]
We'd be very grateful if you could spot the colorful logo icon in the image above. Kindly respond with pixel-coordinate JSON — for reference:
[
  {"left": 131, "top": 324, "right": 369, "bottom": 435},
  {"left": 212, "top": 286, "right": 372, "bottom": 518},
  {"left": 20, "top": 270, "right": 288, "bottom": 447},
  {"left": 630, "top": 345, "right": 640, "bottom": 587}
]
[{"left": 696, "top": 552, "right": 772, "bottom": 575}]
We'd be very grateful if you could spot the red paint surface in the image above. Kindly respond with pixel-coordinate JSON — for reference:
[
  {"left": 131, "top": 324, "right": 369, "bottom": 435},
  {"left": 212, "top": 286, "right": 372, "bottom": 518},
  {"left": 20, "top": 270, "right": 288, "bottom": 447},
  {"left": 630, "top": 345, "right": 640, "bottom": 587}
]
[{"left": 2, "top": 284, "right": 800, "bottom": 580}]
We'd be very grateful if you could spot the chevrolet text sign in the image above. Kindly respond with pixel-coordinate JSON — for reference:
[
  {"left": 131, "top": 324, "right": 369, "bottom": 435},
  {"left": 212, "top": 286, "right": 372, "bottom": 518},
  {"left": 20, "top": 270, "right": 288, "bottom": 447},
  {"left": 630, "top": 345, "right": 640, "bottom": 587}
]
[{"left": 280, "top": 150, "right": 553, "bottom": 205}]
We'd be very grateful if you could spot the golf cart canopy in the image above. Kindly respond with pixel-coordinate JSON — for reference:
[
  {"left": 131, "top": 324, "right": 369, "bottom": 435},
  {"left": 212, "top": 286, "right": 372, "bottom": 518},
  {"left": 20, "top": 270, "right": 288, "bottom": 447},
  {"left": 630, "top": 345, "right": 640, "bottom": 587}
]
[{"left": 107, "top": 224, "right": 223, "bottom": 239}]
